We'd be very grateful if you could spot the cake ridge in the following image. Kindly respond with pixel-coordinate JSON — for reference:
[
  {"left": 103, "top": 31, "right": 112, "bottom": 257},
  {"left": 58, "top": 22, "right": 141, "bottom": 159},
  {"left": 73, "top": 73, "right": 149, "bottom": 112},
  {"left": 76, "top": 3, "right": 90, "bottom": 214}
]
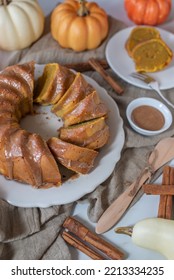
[
  {"left": 0, "top": 73, "right": 33, "bottom": 114},
  {"left": 52, "top": 72, "right": 94, "bottom": 117}
]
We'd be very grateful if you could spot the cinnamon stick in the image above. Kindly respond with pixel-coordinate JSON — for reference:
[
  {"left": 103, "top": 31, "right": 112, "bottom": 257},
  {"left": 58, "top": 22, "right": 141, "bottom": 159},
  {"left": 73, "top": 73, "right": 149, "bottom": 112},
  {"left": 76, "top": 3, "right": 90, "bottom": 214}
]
[
  {"left": 143, "top": 184, "right": 174, "bottom": 195},
  {"left": 158, "top": 166, "right": 173, "bottom": 219},
  {"left": 63, "top": 59, "right": 109, "bottom": 72},
  {"left": 88, "top": 58, "right": 124, "bottom": 95},
  {"left": 62, "top": 231, "right": 105, "bottom": 260},
  {"left": 63, "top": 216, "right": 124, "bottom": 260},
  {"left": 166, "top": 167, "right": 174, "bottom": 219}
]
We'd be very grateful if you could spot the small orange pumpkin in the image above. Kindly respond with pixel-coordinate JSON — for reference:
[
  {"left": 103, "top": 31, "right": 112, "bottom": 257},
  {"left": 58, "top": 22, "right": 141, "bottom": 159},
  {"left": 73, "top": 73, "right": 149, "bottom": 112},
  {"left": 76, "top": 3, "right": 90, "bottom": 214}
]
[
  {"left": 124, "top": 0, "right": 171, "bottom": 26},
  {"left": 51, "top": 0, "right": 109, "bottom": 52}
]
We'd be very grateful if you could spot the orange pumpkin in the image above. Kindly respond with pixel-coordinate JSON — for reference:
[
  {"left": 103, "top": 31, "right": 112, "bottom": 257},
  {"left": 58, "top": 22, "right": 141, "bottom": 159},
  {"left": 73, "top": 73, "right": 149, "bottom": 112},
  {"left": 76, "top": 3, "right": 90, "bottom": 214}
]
[
  {"left": 124, "top": 0, "right": 171, "bottom": 26},
  {"left": 51, "top": 0, "right": 109, "bottom": 52}
]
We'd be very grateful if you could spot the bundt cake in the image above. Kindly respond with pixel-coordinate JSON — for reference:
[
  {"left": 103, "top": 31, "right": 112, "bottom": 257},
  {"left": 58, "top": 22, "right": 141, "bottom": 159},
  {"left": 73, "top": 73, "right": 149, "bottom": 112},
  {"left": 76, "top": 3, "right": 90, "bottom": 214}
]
[
  {"left": 0, "top": 61, "right": 110, "bottom": 189},
  {"left": 47, "top": 137, "right": 98, "bottom": 174},
  {"left": 0, "top": 61, "right": 61, "bottom": 188},
  {"left": 59, "top": 117, "right": 110, "bottom": 149},
  {"left": 34, "top": 63, "right": 75, "bottom": 105},
  {"left": 126, "top": 26, "right": 161, "bottom": 57},
  {"left": 52, "top": 72, "right": 94, "bottom": 117}
]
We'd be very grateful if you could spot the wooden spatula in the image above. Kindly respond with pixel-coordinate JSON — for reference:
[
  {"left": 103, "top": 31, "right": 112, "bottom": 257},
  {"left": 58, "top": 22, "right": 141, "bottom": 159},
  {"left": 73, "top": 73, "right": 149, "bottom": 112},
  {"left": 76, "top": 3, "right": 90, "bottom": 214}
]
[{"left": 96, "top": 137, "right": 174, "bottom": 234}]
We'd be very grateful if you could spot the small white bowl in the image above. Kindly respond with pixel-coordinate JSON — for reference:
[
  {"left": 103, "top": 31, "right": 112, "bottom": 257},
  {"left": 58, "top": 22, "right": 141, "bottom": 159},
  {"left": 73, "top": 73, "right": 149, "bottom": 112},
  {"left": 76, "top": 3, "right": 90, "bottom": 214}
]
[{"left": 126, "top": 97, "right": 173, "bottom": 136}]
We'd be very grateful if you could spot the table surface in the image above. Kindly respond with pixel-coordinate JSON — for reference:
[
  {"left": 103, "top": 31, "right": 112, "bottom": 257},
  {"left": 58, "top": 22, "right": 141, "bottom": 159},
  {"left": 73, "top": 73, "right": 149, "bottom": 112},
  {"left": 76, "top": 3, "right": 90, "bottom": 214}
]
[{"left": 2, "top": 0, "right": 174, "bottom": 260}]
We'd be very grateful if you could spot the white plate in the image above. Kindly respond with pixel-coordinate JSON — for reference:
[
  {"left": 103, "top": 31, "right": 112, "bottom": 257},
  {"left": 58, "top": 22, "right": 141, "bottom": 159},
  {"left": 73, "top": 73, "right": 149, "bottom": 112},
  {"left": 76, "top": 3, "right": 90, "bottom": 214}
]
[
  {"left": 106, "top": 26, "right": 174, "bottom": 90},
  {"left": 0, "top": 64, "right": 125, "bottom": 208}
]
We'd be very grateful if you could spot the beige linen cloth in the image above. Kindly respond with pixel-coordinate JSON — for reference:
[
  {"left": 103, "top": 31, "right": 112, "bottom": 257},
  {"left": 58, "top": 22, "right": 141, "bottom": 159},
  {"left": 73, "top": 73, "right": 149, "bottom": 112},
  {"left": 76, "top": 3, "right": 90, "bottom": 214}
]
[{"left": 0, "top": 16, "right": 174, "bottom": 260}]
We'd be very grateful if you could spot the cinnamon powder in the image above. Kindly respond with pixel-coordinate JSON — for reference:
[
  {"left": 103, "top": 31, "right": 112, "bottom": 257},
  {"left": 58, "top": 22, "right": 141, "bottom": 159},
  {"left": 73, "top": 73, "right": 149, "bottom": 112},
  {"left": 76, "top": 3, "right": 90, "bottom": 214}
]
[{"left": 131, "top": 105, "right": 165, "bottom": 131}]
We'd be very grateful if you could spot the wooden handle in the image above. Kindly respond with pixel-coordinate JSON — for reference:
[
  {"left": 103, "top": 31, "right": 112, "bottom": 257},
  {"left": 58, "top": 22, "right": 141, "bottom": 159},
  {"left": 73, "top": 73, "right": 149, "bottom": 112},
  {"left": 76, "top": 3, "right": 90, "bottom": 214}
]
[
  {"left": 88, "top": 58, "right": 124, "bottom": 95},
  {"left": 95, "top": 171, "right": 150, "bottom": 234}
]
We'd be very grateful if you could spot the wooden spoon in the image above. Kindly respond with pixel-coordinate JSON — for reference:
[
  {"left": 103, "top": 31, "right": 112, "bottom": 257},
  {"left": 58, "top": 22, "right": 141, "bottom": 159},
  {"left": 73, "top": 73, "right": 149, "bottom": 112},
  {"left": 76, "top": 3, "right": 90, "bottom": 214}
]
[{"left": 96, "top": 137, "right": 174, "bottom": 234}]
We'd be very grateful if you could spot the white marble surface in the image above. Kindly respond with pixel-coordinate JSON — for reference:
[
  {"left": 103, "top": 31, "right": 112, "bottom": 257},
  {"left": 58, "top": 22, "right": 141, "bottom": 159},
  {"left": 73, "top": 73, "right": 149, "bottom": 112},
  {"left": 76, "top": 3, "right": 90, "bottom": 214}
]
[{"left": 2, "top": 0, "right": 174, "bottom": 260}]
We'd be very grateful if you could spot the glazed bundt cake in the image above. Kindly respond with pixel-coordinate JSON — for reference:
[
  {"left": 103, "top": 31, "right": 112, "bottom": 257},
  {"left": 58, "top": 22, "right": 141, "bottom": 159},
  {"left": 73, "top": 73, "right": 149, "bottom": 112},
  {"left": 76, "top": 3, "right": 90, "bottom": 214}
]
[
  {"left": 47, "top": 137, "right": 98, "bottom": 174},
  {"left": 59, "top": 117, "right": 109, "bottom": 149},
  {"left": 0, "top": 61, "right": 61, "bottom": 188},
  {"left": 0, "top": 61, "right": 110, "bottom": 189}
]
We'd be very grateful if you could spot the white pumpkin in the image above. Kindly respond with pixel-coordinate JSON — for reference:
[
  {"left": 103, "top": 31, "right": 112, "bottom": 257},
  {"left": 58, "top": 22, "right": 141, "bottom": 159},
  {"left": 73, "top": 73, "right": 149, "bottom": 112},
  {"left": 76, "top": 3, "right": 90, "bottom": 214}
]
[{"left": 0, "top": 0, "right": 45, "bottom": 51}]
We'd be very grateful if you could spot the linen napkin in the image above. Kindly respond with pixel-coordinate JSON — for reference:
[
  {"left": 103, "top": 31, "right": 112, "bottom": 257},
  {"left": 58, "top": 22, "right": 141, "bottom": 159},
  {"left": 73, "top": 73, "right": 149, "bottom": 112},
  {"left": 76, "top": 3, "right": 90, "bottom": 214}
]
[{"left": 0, "top": 15, "right": 174, "bottom": 259}]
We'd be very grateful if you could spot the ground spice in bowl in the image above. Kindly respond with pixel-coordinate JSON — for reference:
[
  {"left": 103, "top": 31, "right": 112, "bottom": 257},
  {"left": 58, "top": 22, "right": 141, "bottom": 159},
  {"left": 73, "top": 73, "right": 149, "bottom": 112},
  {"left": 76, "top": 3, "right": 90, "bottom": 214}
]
[
  {"left": 131, "top": 105, "right": 165, "bottom": 131},
  {"left": 126, "top": 97, "right": 172, "bottom": 136}
]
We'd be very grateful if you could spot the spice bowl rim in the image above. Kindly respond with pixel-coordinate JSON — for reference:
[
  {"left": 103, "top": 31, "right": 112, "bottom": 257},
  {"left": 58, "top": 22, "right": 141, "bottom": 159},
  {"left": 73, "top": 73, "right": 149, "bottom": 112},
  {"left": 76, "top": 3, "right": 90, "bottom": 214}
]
[{"left": 126, "top": 97, "right": 173, "bottom": 136}]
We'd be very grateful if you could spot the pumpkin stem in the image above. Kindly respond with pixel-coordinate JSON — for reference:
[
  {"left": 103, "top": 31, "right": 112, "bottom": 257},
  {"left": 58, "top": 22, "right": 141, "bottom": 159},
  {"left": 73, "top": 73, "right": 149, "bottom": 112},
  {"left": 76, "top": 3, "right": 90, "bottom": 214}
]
[
  {"left": 77, "top": 0, "right": 89, "bottom": 17},
  {"left": 0, "top": 0, "right": 11, "bottom": 5},
  {"left": 115, "top": 226, "right": 133, "bottom": 237}
]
